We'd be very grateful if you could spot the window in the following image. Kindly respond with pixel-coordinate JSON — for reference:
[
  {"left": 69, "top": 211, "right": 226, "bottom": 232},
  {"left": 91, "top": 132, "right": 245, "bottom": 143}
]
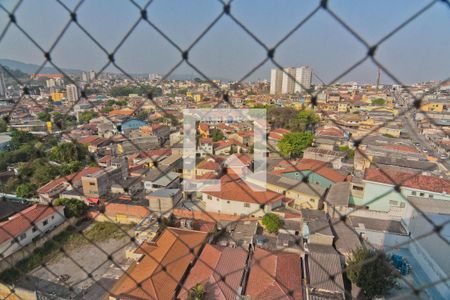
[
  {"left": 207, "top": 195, "right": 212, "bottom": 200},
  {"left": 227, "top": 201, "right": 230, "bottom": 204},
  {"left": 429, "top": 194, "right": 434, "bottom": 198},
  {"left": 389, "top": 200, "right": 399, "bottom": 206},
  {"left": 411, "top": 191, "right": 417, "bottom": 196},
  {"left": 32, "top": 227, "right": 37, "bottom": 233},
  {"left": 244, "top": 203, "right": 250, "bottom": 208},
  {"left": 51, "top": 216, "right": 55, "bottom": 220},
  {"left": 419, "top": 192, "right": 425, "bottom": 197},
  {"left": 19, "top": 233, "right": 26, "bottom": 240},
  {"left": 89, "top": 182, "right": 95, "bottom": 186},
  {"left": 310, "top": 199, "right": 316, "bottom": 203},
  {"left": 43, "top": 220, "right": 48, "bottom": 226}
]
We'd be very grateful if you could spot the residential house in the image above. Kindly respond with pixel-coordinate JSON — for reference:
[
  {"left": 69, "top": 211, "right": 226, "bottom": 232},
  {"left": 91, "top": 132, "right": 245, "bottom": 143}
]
[
  {"left": 202, "top": 176, "right": 284, "bottom": 218},
  {"left": 101, "top": 198, "right": 150, "bottom": 224},
  {"left": 303, "top": 148, "right": 346, "bottom": 169},
  {"left": 81, "top": 165, "right": 125, "bottom": 198},
  {"left": 143, "top": 170, "right": 180, "bottom": 192},
  {"left": 0, "top": 204, "right": 65, "bottom": 258},
  {"left": 37, "top": 166, "right": 101, "bottom": 202},
  {"left": 147, "top": 188, "right": 182, "bottom": 216},
  {"left": 301, "top": 209, "right": 334, "bottom": 246},
  {"left": 360, "top": 168, "right": 450, "bottom": 217},
  {"left": 273, "top": 159, "right": 347, "bottom": 188},
  {"left": 178, "top": 244, "right": 248, "bottom": 300},
  {"left": 108, "top": 227, "right": 208, "bottom": 300},
  {"left": 304, "top": 244, "right": 345, "bottom": 300},
  {"left": 245, "top": 248, "right": 303, "bottom": 300}
]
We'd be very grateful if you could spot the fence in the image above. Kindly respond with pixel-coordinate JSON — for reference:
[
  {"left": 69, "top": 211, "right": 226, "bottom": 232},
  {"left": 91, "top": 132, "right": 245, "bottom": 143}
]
[{"left": 0, "top": 0, "right": 449, "bottom": 300}]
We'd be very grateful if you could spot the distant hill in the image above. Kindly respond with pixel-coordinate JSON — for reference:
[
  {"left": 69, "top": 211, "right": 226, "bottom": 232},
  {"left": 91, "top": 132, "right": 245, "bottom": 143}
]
[
  {"left": 0, "top": 58, "right": 232, "bottom": 81},
  {"left": 0, "top": 58, "right": 83, "bottom": 75}
]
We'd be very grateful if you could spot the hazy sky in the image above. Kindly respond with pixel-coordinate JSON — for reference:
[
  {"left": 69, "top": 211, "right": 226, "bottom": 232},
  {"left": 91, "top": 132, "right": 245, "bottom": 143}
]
[{"left": 1, "top": 0, "right": 449, "bottom": 84}]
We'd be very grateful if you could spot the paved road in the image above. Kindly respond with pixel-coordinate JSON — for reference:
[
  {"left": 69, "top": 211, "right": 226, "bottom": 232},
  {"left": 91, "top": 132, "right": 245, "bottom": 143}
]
[{"left": 392, "top": 90, "right": 450, "bottom": 172}]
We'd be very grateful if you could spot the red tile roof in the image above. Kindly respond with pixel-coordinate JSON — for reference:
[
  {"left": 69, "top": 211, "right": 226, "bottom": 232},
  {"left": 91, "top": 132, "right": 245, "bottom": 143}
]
[
  {"left": 315, "top": 126, "right": 344, "bottom": 138},
  {"left": 383, "top": 145, "right": 418, "bottom": 153},
  {"left": 197, "top": 159, "right": 221, "bottom": 170},
  {"left": 203, "top": 176, "right": 283, "bottom": 204},
  {"left": 364, "top": 168, "right": 450, "bottom": 193},
  {"left": 179, "top": 244, "right": 248, "bottom": 300},
  {"left": 110, "top": 228, "right": 208, "bottom": 300},
  {"left": 0, "top": 204, "right": 64, "bottom": 245},
  {"left": 246, "top": 248, "right": 302, "bottom": 300},
  {"left": 37, "top": 166, "right": 101, "bottom": 194}
]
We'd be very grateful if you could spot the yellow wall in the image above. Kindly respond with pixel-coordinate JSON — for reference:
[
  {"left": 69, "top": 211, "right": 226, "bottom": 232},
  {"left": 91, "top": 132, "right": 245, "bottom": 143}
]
[
  {"left": 421, "top": 103, "right": 444, "bottom": 112},
  {"left": 51, "top": 92, "right": 64, "bottom": 101}
]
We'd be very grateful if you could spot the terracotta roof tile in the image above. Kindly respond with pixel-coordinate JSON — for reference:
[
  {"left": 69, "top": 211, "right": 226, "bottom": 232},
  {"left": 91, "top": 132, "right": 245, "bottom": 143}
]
[
  {"left": 0, "top": 204, "right": 64, "bottom": 244},
  {"left": 246, "top": 248, "right": 302, "bottom": 300},
  {"left": 364, "top": 168, "right": 450, "bottom": 194},
  {"left": 179, "top": 245, "right": 247, "bottom": 300},
  {"left": 203, "top": 176, "right": 284, "bottom": 204},
  {"left": 110, "top": 228, "right": 208, "bottom": 300}
]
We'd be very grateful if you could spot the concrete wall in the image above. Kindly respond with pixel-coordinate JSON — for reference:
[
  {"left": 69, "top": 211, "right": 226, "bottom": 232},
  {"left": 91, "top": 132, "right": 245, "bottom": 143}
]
[{"left": 355, "top": 228, "right": 409, "bottom": 249}]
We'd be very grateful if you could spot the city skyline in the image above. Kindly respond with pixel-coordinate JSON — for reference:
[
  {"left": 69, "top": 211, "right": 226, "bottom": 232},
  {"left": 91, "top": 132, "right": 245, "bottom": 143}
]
[{"left": 0, "top": 0, "right": 449, "bottom": 84}]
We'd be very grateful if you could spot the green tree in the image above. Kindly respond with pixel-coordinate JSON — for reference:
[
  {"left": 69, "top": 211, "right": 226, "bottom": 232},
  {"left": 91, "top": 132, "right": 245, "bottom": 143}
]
[
  {"left": 38, "top": 111, "right": 51, "bottom": 122},
  {"left": 262, "top": 213, "right": 284, "bottom": 234},
  {"left": 0, "top": 119, "right": 7, "bottom": 132},
  {"left": 278, "top": 132, "right": 314, "bottom": 157},
  {"left": 210, "top": 128, "right": 224, "bottom": 142},
  {"left": 137, "top": 110, "right": 150, "bottom": 121},
  {"left": 371, "top": 98, "right": 385, "bottom": 106},
  {"left": 9, "top": 130, "right": 36, "bottom": 150},
  {"left": 54, "top": 198, "right": 88, "bottom": 218},
  {"left": 78, "top": 111, "right": 98, "bottom": 124},
  {"left": 16, "top": 183, "right": 38, "bottom": 198},
  {"left": 48, "top": 142, "right": 89, "bottom": 164},
  {"left": 52, "top": 112, "right": 77, "bottom": 130},
  {"left": 290, "top": 110, "right": 320, "bottom": 131},
  {"left": 188, "top": 283, "right": 206, "bottom": 300},
  {"left": 267, "top": 107, "right": 297, "bottom": 129},
  {"left": 339, "top": 146, "right": 355, "bottom": 159},
  {"left": 347, "top": 247, "right": 398, "bottom": 299}
]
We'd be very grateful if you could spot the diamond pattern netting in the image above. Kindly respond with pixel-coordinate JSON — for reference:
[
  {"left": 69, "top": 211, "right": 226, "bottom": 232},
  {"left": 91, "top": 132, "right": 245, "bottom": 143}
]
[{"left": 0, "top": 0, "right": 448, "bottom": 299}]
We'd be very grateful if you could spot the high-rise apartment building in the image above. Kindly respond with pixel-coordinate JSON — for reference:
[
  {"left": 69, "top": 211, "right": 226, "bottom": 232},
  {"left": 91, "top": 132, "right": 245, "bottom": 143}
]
[
  {"left": 81, "top": 71, "right": 88, "bottom": 82},
  {"left": 89, "top": 70, "right": 96, "bottom": 81},
  {"left": 281, "top": 67, "right": 297, "bottom": 94},
  {"left": 270, "top": 68, "right": 283, "bottom": 94},
  {"left": 0, "top": 72, "right": 7, "bottom": 98},
  {"left": 270, "top": 66, "right": 313, "bottom": 94},
  {"left": 66, "top": 84, "right": 78, "bottom": 104},
  {"left": 294, "top": 66, "right": 312, "bottom": 93}
]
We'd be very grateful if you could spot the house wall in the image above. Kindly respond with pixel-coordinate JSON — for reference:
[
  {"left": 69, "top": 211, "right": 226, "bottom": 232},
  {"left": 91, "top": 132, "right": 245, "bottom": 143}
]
[
  {"left": 0, "top": 207, "right": 65, "bottom": 259},
  {"left": 361, "top": 181, "right": 450, "bottom": 213},
  {"left": 0, "top": 214, "right": 71, "bottom": 273},
  {"left": 202, "top": 193, "right": 264, "bottom": 217},
  {"left": 283, "top": 171, "right": 334, "bottom": 188},
  {"left": 308, "top": 234, "right": 334, "bottom": 246},
  {"left": 148, "top": 192, "right": 183, "bottom": 215},
  {"left": 356, "top": 228, "right": 409, "bottom": 249}
]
